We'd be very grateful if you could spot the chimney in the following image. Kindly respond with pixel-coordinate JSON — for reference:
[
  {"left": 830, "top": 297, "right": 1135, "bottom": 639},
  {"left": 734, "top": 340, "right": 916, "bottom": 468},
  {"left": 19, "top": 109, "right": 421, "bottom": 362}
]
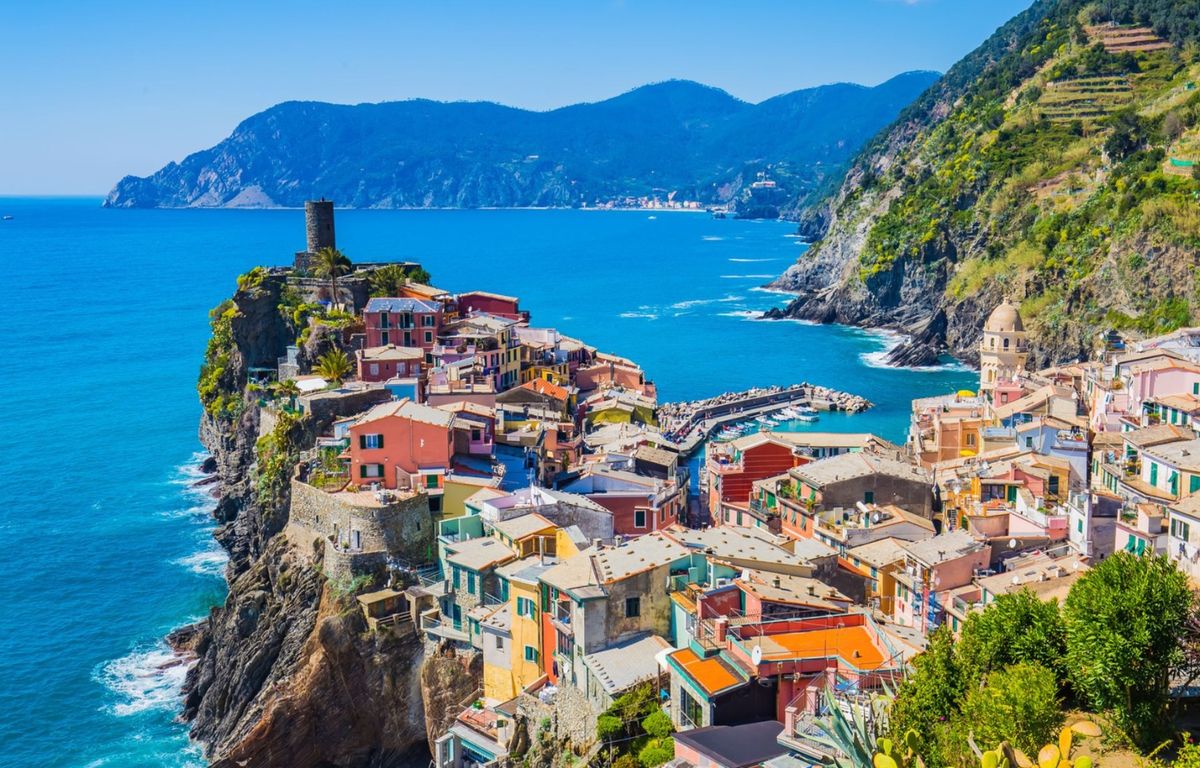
[
  {"left": 714, "top": 617, "right": 729, "bottom": 644},
  {"left": 305, "top": 199, "right": 335, "bottom": 253}
]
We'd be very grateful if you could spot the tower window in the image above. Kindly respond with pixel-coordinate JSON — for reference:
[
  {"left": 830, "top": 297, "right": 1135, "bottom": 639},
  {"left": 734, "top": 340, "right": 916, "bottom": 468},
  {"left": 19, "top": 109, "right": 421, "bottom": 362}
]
[{"left": 1003, "top": 338, "right": 1010, "bottom": 350}]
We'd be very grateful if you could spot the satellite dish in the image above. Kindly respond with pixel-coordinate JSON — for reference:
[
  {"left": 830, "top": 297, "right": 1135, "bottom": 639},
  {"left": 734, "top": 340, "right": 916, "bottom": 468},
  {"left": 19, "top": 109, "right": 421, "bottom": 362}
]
[
  {"left": 1008, "top": 538, "right": 1018, "bottom": 549},
  {"left": 751, "top": 646, "right": 763, "bottom": 665}
]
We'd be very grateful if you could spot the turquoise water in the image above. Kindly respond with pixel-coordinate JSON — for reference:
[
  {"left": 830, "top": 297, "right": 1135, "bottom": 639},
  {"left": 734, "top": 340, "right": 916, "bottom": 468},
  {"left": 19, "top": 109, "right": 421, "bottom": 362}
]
[{"left": 0, "top": 197, "right": 973, "bottom": 767}]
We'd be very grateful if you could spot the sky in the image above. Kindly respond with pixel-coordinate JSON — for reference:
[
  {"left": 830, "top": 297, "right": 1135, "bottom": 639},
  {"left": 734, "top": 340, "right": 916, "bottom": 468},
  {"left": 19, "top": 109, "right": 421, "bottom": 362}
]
[{"left": 1, "top": 0, "right": 1034, "bottom": 195}]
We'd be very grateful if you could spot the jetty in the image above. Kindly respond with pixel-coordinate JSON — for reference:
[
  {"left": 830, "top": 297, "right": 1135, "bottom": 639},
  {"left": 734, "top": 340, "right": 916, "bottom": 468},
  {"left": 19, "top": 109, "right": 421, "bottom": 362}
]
[{"left": 660, "top": 383, "right": 872, "bottom": 455}]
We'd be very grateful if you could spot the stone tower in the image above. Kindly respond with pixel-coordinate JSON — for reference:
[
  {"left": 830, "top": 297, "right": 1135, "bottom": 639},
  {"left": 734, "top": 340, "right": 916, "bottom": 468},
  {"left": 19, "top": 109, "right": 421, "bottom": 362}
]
[
  {"left": 305, "top": 199, "right": 336, "bottom": 253},
  {"left": 979, "top": 297, "right": 1029, "bottom": 398}
]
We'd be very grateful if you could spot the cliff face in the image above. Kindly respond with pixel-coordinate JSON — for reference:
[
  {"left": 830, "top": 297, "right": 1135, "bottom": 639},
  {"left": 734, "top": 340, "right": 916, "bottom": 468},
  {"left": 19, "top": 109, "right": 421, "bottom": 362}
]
[
  {"left": 103, "top": 74, "right": 939, "bottom": 216},
  {"left": 180, "top": 271, "right": 441, "bottom": 767},
  {"left": 771, "top": 0, "right": 1200, "bottom": 367}
]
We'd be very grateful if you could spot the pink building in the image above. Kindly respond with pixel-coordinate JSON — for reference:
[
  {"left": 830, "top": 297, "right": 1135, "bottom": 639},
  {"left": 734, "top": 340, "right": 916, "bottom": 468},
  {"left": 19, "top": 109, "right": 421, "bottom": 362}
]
[
  {"left": 1127, "top": 357, "right": 1200, "bottom": 413},
  {"left": 363, "top": 297, "right": 443, "bottom": 350},
  {"left": 345, "top": 399, "right": 457, "bottom": 496},
  {"left": 357, "top": 345, "right": 424, "bottom": 382}
]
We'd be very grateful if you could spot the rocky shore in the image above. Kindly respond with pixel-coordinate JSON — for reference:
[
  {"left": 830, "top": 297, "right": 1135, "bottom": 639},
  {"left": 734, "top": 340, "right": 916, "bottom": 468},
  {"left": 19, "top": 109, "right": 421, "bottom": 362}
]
[{"left": 164, "top": 271, "right": 467, "bottom": 767}]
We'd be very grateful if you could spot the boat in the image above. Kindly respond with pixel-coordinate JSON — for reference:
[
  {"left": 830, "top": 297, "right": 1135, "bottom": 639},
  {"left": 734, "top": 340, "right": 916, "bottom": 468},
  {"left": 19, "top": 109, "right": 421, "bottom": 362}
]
[
  {"left": 795, "top": 413, "right": 819, "bottom": 423},
  {"left": 1, "top": 215, "right": 12, "bottom": 221},
  {"left": 777, "top": 406, "right": 802, "bottom": 419},
  {"left": 795, "top": 405, "right": 818, "bottom": 416},
  {"left": 755, "top": 416, "right": 778, "bottom": 427}
]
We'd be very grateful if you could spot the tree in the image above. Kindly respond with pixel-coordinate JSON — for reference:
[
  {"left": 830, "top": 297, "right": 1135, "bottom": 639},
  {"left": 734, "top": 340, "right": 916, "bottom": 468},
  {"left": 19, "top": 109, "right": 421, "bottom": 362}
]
[
  {"left": 1063, "top": 552, "right": 1193, "bottom": 745},
  {"left": 312, "top": 247, "right": 352, "bottom": 308},
  {"left": 315, "top": 349, "right": 352, "bottom": 385},
  {"left": 271, "top": 378, "right": 301, "bottom": 410},
  {"left": 956, "top": 590, "right": 1068, "bottom": 695},
  {"left": 887, "top": 626, "right": 962, "bottom": 768},
  {"left": 369, "top": 263, "right": 432, "bottom": 296},
  {"left": 949, "top": 662, "right": 1062, "bottom": 762}
]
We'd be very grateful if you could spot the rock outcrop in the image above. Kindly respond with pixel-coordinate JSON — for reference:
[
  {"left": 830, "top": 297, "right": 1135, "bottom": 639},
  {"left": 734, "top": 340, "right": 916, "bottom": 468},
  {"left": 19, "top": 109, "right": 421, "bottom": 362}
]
[{"left": 176, "top": 269, "right": 441, "bottom": 766}]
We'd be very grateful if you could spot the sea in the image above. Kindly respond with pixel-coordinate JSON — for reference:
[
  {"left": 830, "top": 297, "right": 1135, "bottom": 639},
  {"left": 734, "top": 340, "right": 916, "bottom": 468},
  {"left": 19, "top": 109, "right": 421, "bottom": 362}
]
[{"left": 0, "top": 197, "right": 974, "bottom": 768}]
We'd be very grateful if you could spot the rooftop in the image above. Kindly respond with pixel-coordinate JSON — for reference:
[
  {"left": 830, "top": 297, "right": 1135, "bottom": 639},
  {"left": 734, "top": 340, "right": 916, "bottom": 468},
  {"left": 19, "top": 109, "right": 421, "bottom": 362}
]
[
  {"left": 1123, "top": 423, "right": 1194, "bottom": 449},
  {"left": 663, "top": 525, "right": 808, "bottom": 569},
  {"left": 790, "top": 452, "right": 930, "bottom": 487},
  {"left": 365, "top": 297, "right": 442, "bottom": 313},
  {"left": 353, "top": 397, "right": 457, "bottom": 429},
  {"left": 900, "top": 529, "right": 983, "bottom": 566},
  {"left": 845, "top": 537, "right": 909, "bottom": 569},
  {"left": 740, "top": 623, "right": 888, "bottom": 669},
  {"left": 491, "top": 512, "right": 556, "bottom": 542},
  {"left": 360, "top": 344, "right": 426, "bottom": 362},
  {"left": 672, "top": 722, "right": 786, "bottom": 768},
  {"left": 581, "top": 634, "right": 671, "bottom": 695},
  {"left": 445, "top": 536, "right": 514, "bottom": 572},
  {"left": 667, "top": 647, "right": 745, "bottom": 697}
]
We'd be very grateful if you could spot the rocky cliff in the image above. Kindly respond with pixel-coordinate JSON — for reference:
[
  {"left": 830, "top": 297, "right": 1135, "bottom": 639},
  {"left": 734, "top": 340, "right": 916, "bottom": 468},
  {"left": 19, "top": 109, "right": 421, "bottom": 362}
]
[
  {"left": 103, "top": 74, "right": 939, "bottom": 216},
  {"left": 176, "top": 269, "right": 463, "bottom": 767},
  {"left": 769, "top": 0, "right": 1200, "bottom": 368}
]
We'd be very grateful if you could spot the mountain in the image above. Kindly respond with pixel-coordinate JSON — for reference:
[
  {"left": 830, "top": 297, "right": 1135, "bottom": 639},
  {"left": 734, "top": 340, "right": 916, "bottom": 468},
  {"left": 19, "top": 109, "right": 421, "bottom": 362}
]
[
  {"left": 103, "top": 73, "right": 940, "bottom": 213},
  {"left": 770, "top": 0, "right": 1200, "bottom": 366}
]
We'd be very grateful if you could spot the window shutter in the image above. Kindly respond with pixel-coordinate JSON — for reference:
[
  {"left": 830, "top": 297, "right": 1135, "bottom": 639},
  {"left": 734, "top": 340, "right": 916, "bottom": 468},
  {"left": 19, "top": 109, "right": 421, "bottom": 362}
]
[
  {"left": 360, "top": 464, "right": 368, "bottom": 479},
  {"left": 376, "top": 435, "right": 384, "bottom": 449},
  {"left": 359, "top": 435, "right": 367, "bottom": 449}
]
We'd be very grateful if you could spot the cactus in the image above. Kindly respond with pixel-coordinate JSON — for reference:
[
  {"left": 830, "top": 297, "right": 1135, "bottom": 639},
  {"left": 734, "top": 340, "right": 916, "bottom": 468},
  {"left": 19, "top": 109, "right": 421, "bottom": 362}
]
[{"left": 873, "top": 719, "right": 1100, "bottom": 768}]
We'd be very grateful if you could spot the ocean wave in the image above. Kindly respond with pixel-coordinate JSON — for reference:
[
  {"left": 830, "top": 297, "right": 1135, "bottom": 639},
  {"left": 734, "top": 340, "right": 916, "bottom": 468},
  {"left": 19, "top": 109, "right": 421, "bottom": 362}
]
[
  {"left": 96, "top": 643, "right": 194, "bottom": 717},
  {"left": 701, "top": 235, "right": 725, "bottom": 241},
  {"left": 167, "top": 452, "right": 211, "bottom": 486},
  {"left": 175, "top": 544, "right": 228, "bottom": 577},
  {"left": 718, "top": 310, "right": 764, "bottom": 320},
  {"left": 618, "top": 311, "right": 659, "bottom": 320},
  {"left": 856, "top": 329, "right": 972, "bottom": 372},
  {"left": 727, "top": 258, "right": 778, "bottom": 263},
  {"left": 669, "top": 295, "right": 744, "bottom": 310},
  {"left": 720, "top": 274, "right": 776, "bottom": 279},
  {"left": 750, "top": 286, "right": 797, "bottom": 296}
]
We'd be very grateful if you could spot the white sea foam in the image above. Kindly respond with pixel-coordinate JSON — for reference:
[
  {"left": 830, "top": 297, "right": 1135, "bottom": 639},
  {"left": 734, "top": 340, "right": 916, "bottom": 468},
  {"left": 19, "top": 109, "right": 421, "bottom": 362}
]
[
  {"left": 701, "top": 235, "right": 725, "bottom": 241},
  {"left": 856, "top": 328, "right": 971, "bottom": 372},
  {"left": 727, "top": 258, "right": 778, "bottom": 263},
  {"left": 718, "top": 310, "right": 765, "bottom": 320},
  {"left": 750, "top": 286, "right": 798, "bottom": 296},
  {"left": 619, "top": 311, "right": 659, "bottom": 320},
  {"left": 175, "top": 544, "right": 228, "bottom": 577},
  {"left": 96, "top": 643, "right": 194, "bottom": 717},
  {"left": 720, "top": 274, "right": 776, "bottom": 279}
]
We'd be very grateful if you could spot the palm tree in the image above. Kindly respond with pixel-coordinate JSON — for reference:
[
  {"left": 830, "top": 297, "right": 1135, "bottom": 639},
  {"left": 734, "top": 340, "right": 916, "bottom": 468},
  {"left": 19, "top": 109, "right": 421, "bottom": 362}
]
[
  {"left": 271, "top": 378, "right": 301, "bottom": 411},
  {"left": 369, "top": 263, "right": 432, "bottom": 297},
  {"left": 316, "top": 349, "right": 352, "bottom": 386},
  {"left": 312, "top": 247, "right": 352, "bottom": 308}
]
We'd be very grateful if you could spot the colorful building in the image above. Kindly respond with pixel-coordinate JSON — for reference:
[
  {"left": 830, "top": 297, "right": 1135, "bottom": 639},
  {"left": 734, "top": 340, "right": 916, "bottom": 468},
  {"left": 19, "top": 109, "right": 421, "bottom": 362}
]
[{"left": 363, "top": 297, "right": 443, "bottom": 350}]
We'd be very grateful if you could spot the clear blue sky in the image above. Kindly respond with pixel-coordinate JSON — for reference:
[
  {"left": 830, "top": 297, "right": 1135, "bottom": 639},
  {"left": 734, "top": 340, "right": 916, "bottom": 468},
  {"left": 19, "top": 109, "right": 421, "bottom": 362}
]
[{"left": 1, "top": 0, "right": 1033, "bottom": 195}]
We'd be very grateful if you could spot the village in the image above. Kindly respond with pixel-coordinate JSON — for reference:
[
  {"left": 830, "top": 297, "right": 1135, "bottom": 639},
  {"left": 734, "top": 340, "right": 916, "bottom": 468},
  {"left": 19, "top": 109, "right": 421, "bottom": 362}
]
[{"left": 246, "top": 202, "right": 1200, "bottom": 768}]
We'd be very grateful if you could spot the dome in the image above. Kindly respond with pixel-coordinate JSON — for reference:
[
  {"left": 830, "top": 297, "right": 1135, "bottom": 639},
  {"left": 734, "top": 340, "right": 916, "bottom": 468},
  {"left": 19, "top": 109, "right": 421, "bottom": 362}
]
[{"left": 985, "top": 299, "right": 1024, "bottom": 333}]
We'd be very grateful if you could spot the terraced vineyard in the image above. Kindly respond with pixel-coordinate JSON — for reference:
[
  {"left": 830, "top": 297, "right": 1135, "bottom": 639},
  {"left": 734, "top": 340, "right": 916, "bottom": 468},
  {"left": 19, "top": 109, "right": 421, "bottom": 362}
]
[
  {"left": 1037, "top": 75, "right": 1133, "bottom": 122},
  {"left": 1086, "top": 24, "right": 1173, "bottom": 53}
]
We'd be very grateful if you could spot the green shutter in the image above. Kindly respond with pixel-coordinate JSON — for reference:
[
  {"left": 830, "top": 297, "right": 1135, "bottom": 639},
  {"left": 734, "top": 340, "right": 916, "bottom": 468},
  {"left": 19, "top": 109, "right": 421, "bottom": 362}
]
[
  {"left": 360, "top": 464, "right": 368, "bottom": 479},
  {"left": 376, "top": 434, "right": 384, "bottom": 449},
  {"left": 1189, "top": 475, "right": 1200, "bottom": 494},
  {"left": 359, "top": 435, "right": 367, "bottom": 449}
]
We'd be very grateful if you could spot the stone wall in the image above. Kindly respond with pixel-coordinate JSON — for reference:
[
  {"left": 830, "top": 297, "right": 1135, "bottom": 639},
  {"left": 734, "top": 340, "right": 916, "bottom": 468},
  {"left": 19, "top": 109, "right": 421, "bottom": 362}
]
[
  {"left": 298, "top": 386, "right": 393, "bottom": 434},
  {"left": 516, "top": 683, "right": 597, "bottom": 753},
  {"left": 289, "top": 479, "right": 436, "bottom": 570}
]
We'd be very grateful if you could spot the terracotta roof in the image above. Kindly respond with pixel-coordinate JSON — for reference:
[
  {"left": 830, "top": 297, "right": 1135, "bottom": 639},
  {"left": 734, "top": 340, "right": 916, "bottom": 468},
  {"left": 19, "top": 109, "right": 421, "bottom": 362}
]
[
  {"left": 360, "top": 344, "right": 425, "bottom": 362},
  {"left": 353, "top": 397, "right": 456, "bottom": 429},
  {"left": 520, "top": 378, "right": 570, "bottom": 401},
  {"left": 668, "top": 647, "right": 745, "bottom": 696}
]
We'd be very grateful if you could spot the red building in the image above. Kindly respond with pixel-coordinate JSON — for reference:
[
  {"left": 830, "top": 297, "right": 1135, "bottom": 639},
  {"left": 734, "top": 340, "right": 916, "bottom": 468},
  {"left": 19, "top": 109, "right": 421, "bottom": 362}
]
[
  {"left": 363, "top": 297, "right": 443, "bottom": 350},
  {"left": 457, "top": 290, "right": 524, "bottom": 321},
  {"left": 707, "top": 433, "right": 807, "bottom": 527}
]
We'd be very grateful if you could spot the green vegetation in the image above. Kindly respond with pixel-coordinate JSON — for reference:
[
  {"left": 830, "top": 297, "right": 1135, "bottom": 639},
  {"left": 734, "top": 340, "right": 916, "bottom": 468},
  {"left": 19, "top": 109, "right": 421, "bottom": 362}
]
[
  {"left": 369, "top": 263, "right": 432, "bottom": 296},
  {"left": 312, "top": 247, "right": 351, "bottom": 307},
  {"left": 884, "top": 554, "right": 1194, "bottom": 766},
  {"left": 198, "top": 298, "right": 241, "bottom": 418},
  {"left": 596, "top": 684, "right": 674, "bottom": 768},
  {"left": 315, "top": 349, "right": 352, "bottom": 385},
  {"left": 255, "top": 408, "right": 308, "bottom": 525},
  {"left": 819, "top": 0, "right": 1200, "bottom": 351},
  {"left": 1063, "top": 550, "right": 1191, "bottom": 743}
]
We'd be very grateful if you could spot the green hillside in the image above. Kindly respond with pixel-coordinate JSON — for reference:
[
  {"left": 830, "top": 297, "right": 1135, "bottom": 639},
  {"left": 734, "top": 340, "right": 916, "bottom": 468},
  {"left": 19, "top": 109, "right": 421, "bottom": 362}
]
[{"left": 773, "top": 0, "right": 1200, "bottom": 366}]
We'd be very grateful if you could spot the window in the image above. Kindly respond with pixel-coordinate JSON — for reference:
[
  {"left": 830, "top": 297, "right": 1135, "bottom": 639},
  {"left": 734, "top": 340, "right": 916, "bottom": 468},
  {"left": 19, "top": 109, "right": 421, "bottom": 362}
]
[
  {"left": 517, "top": 596, "right": 537, "bottom": 619},
  {"left": 1048, "top": 476, "right": 1059, "bottom": 495},
  {"left": 380, "top": 330, "right": 389, "bottom": 345},
  {"left": 426, "top": 474, "right": 440, "bottom": 489},
  {"left": 1173, "top": 518, "right": 1192, "bottom": 542},
  {"left": 495, "top": 636, "right": 504, "bottom": 650},
  {"left": 425, "top": 331, "right": 433, "bottom": 343},
  {"left": 679, "top": 687, "right": 704, "bottom": 728},
  {"left": 361, "top": 434, "right": 384, "bottom": 449},
  {"left": 864, "top": 491, "right": 875, "bottom": 504},
  {"left": 423, "top": 315, "right": 436, "bottom": 327},
  {"left": 471, "top": 428, "right": 482, "bottom": 442},
  {"left": 452, "top": 567, "right": 461, "bottom": 590},
  {"left": 1003, "top": 338, "right": 1010, "bottom": 350},
  {"left": 524, "top": 645, "right": 538, "bottom": 663},
  {"left": 634, "top": 510, "right": 647, "bottom": 528},
  {"left": 467, "top": 572, "right": 476, "bottom": 595},
  {"left": 360, "top": 464, "right": 383, "bottom": 479},
  {"left": 369, "top": 363, "right": 380, "bottom": 376},
  {"left": 1025, "top": 436, "right": 1033, "bottom": 448},
  {"left": 379, "top": 312, "right": 390, "bottom": 329},
  {"left": 625, "top": 597, "right": 641, "bottom": 618},
  {"left": 966, "top": 433, "right": 976, "bottom": 447}
]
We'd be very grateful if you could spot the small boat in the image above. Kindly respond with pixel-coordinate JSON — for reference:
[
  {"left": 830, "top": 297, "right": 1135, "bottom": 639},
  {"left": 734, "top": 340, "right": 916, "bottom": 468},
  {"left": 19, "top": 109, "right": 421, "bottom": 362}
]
[
  {"left": 755, "top": 416, "right": 779, "bottom": 427},
  {"left": 1, "top": 215, "right": 12, "bottom": 221},
  {"left": 795, "top": 413, "right": 819, "bottom": 423},
  {"left": 777, "top": 406, "right": 801, "bottom": 419},
  {"left": 795, "top": 405, "right": 818, "bottom": 416}
]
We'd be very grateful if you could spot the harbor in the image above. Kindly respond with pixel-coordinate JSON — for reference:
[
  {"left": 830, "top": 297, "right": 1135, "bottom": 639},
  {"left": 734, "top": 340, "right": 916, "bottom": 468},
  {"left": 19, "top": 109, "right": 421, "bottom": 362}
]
[{"left": 660, "top": 383, "right": 873, "bottom": 455}]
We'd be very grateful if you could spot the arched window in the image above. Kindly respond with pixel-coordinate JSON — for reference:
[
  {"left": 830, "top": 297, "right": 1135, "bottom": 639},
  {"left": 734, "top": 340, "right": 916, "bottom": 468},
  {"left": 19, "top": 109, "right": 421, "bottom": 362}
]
[
  {"left": 990, "top": 337, "right": 996, "bottom": 349},
  {"left": 1003, "top": 338, "right": 1010, "bottom": 350}
]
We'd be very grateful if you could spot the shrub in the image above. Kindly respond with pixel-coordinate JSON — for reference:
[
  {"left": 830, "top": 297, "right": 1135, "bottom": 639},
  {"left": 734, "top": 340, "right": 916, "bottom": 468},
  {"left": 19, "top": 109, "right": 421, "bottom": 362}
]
[
  {"left": 637, "top": 737, "right": 674, "bottom": 768},
  {"left": 641, "top": 710, "right": 673, "bottom": 740},
  {"left": 949, "top": 662, "right": 1062, "bottom": 761}
]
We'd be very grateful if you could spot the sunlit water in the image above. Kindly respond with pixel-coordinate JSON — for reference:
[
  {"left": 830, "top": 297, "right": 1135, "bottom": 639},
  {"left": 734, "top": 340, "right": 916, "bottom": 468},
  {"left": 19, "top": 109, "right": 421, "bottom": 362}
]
[{"left": 0, "top": 198, "right": 973, "bottom": 767}]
